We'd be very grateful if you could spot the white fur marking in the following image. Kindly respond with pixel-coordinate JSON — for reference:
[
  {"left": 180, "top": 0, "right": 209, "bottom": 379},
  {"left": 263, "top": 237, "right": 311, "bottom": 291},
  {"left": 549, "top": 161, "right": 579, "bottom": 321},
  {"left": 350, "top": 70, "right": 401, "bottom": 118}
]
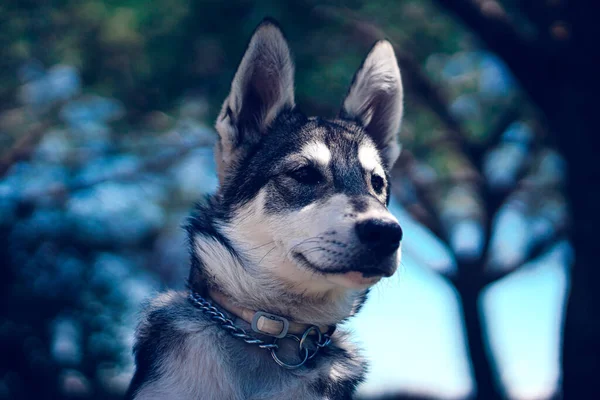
[
  {"left": 358, "top": 143, "right": 384, "bottom": 176},
  {"left": 301, "top": 141, "right": 331, "bottom": 166}
]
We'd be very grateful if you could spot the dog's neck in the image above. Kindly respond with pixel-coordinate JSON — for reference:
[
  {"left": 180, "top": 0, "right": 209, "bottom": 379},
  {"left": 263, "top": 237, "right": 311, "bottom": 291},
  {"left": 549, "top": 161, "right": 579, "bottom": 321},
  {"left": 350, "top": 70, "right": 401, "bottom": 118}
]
[
  {"left": 187, "top": 204, "right": 366, "bottom": 327},
  {"left": 188, "top": 244, "right": 365, "bottom": 326}
]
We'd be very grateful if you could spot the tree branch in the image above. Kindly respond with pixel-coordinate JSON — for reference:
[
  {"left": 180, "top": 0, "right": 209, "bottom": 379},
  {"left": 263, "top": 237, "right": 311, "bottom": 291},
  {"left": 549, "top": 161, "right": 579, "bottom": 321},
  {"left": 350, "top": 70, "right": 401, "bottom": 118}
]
[
  {"left": 432, "top": 0, "right": 554, "bottom": 112},
  {"left": 392, "top": 151, "right": 448, "bottom": 241},
  {"left": 434, "top": 0, "right": 536, "bottom": 60},
  {"left": 475, "top": 103, "right": 522, "bottom": 160},
  {"left": 0, "top": 120, "right": 52, "bottom": 178},
  {"left": 483, "top": 225, "right": 568, "bottom": 286}
]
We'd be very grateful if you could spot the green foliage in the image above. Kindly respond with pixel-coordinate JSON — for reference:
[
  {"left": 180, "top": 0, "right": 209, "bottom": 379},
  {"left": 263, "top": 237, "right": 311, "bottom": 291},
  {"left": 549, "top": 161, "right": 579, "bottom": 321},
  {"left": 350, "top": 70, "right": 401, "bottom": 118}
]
[{"left": 1, "top": 0, "right": 526, "bottom": 175}]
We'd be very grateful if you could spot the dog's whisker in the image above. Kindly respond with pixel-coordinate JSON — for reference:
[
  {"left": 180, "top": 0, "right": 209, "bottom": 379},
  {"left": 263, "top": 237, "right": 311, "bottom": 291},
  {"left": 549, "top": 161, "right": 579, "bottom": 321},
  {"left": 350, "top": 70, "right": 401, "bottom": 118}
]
[
  {"left": 229, "top": 211, "right": 256, "bottom": 228},
  {"left": 289, "top": 236, "right": 323, "bottom": 247},
  {"left": 300, "top": 247, "right": 325, "bottom": 257},
  {"left": 286, "top": 237, "right": 323, "bottom": 258},
  {"left": 246, "top": 241, "right": 275, "bottom": 251},
  {"left": 257, "top": 246, "right": 277, "bottom": 267}
]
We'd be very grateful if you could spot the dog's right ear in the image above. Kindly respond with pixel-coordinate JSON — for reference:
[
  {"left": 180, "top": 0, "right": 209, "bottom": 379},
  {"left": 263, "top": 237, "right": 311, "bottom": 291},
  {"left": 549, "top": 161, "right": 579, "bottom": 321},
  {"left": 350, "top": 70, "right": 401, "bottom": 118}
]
[{"left": 215, "top": 19, "right": 295, "bottom": 181}]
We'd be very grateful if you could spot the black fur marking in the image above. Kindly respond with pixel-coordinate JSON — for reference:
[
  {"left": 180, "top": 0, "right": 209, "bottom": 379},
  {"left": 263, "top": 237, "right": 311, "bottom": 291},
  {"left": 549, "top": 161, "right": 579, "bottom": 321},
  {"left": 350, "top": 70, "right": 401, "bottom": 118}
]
[
  {"left": 353, "top": 288, "right": 370, "bottom": 314},
  {"left": 185, "top": 196, "right": 241, "bottom": 294},
  {"left": 126, "top": 302, "right": 193, "bottom": 399},
  {"left": 237, "top": 83, "right": 263, "bottom": 140},
  {"left": 384, "top": 170, "right": 392, "bottom": 205},
  {"left": 350, "top": 196, "right": 369, "bottom": 213},
  {"left": 224, "top": 106, "right": 233, "bottom": 122},
  {"left": 310, "top": 346, "right": 367, "bottom": 399}
]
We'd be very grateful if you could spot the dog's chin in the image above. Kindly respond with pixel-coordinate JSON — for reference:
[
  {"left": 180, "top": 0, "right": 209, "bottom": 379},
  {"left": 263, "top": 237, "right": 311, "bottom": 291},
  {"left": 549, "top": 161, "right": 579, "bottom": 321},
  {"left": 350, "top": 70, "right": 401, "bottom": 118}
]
[
  {"left": 292, "top": 252, "right": 396, "bottom": 290},
  {"left": 324, "top": 271, "right": 383, "bottom": 289}
]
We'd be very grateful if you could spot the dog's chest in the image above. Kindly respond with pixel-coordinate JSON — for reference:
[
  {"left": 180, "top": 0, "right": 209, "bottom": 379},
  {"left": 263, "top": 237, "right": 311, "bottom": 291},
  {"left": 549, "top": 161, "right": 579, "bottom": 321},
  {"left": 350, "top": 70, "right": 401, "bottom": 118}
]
[
  {"left": 181, "top": 327, "right": 365, "bottom": 399},
  {"left": 130, "top": 292, "right": 365, "bottom": 400}
]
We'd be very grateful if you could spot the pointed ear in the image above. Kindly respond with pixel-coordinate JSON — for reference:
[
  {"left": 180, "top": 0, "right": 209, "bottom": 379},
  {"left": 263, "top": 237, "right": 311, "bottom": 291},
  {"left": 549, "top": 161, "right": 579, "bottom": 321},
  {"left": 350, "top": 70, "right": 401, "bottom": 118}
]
[
  {"left": 341, "top": 40, "right": 403, "bottom": 169},
  {"left": 215, "top": 19, "right": 294, "bottom": 179}
]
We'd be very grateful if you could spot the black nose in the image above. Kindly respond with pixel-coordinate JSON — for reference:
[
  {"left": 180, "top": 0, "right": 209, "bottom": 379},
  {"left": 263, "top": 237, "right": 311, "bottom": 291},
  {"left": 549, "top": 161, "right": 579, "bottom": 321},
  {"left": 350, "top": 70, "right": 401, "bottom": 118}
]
[{"left": 355, "top": 219, "right": 403, "bottom": 252}]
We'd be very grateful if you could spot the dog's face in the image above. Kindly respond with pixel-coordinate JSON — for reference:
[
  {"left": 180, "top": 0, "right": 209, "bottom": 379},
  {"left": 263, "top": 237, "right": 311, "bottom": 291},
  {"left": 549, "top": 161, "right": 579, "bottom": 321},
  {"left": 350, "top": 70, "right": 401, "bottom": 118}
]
[{"left": 213, "top": 20, "right": 404, "bottom": 293}]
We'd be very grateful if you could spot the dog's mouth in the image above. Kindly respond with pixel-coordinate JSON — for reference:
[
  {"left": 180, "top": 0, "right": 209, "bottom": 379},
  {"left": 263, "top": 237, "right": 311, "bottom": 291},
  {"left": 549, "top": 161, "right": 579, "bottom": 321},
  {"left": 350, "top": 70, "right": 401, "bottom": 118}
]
[{"left": 292, "top": 252, "right": 394, "bottom": 278}]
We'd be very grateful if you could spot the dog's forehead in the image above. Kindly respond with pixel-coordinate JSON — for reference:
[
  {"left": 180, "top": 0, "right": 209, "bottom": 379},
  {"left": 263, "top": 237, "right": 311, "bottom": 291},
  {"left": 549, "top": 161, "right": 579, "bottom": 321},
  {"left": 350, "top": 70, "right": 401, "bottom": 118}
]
[
  {"left": 276, "top": 117, "right": 381, "bottom": 169},
  {"left": 303, "top": 117, "right": 365, "bottom": 145}
]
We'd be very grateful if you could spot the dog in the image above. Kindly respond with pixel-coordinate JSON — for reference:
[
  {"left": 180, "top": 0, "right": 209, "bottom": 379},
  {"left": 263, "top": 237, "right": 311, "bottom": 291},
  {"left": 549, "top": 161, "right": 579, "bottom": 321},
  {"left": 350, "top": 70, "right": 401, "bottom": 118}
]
[{"left": 126, "top": 18, "right": 404, "bottom": 400}]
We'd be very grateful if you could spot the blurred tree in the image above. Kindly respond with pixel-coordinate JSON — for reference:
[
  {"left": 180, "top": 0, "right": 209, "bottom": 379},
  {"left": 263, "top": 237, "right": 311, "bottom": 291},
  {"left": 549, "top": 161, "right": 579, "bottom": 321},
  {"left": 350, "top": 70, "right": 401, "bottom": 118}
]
[{"left": 430, "top": 2, "right": 600, "bottom": 399}]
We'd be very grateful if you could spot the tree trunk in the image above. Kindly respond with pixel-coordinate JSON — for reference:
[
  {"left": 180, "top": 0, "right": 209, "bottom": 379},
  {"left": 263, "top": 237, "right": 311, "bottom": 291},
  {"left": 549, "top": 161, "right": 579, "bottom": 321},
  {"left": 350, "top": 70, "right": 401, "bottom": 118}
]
[
  {"left": 433, "top": 1, "right": 600, "bottom": 398},
  {"left": 557, "top": 4, "right": 600, "bottom": 396},
  {"left": 455, "top": 265, "right": 502, "bottom": 400}
]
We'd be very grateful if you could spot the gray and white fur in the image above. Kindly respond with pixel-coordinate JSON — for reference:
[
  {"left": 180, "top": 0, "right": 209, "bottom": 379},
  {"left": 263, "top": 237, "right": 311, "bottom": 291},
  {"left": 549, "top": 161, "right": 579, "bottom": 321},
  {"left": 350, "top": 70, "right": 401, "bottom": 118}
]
[{"left": 127, "top": 18, "right": 405, "bottom": 400}]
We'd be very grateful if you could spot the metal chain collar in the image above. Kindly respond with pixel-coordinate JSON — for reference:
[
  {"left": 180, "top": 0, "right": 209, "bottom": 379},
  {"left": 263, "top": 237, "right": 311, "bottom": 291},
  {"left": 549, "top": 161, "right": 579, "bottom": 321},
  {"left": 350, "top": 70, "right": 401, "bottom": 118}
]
[{"left": 188, "top": 291, "right": 332, "bottom": 369}]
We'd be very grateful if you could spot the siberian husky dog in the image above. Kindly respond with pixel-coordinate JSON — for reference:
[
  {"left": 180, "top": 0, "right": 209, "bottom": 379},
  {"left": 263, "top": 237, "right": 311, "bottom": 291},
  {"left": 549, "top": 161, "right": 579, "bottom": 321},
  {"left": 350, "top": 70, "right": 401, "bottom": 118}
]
[{"left": 127, "top": 18, "right": 404, "bottom": 400}]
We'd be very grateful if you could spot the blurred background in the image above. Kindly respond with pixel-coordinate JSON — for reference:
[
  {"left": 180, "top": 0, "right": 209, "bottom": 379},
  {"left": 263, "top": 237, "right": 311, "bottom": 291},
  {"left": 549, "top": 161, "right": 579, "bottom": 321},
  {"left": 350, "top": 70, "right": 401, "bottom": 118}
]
[{"left": 1, "top": 1, "right": 599, "bottom": 399}]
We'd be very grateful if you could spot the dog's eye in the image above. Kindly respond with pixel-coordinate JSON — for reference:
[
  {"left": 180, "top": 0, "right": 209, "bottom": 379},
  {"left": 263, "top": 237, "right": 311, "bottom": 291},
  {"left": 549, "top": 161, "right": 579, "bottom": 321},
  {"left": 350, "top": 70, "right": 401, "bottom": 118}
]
[
  {"left": 371, "top": 174, "right": 385, "bottom": 194},
  {"left": 288, "top": 166, "right": 323, "bottom": 185}
]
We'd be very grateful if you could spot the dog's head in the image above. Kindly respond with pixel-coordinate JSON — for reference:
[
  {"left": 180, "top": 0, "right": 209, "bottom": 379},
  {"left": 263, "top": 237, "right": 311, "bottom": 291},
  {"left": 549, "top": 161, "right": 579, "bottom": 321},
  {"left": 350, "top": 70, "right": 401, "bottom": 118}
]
[{"left": 208, "top": 20, "right": 403, "bottom": 295}]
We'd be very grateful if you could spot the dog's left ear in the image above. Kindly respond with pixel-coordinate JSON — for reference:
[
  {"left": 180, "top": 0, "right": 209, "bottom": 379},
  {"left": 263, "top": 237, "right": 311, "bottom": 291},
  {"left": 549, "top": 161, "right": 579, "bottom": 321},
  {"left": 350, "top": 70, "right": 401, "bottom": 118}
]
[
  {"left": 341, "top": 40, "right": 403, "bottom": 169},
  {"left": 215, "top": 19, "right": 295, "bottom": 180}
]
